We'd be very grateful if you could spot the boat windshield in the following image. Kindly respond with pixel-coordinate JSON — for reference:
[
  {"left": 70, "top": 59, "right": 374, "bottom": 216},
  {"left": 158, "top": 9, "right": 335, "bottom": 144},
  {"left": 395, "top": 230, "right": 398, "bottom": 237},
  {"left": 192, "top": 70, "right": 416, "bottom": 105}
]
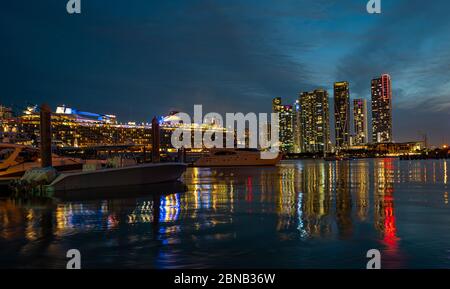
[{"left": 0, "top": 148, "right": 15, "bottom": 163}]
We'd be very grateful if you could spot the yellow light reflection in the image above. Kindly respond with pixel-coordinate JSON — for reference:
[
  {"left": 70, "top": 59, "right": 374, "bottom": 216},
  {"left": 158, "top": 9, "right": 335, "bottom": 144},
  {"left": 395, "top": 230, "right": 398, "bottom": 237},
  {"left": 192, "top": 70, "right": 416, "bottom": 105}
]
[{"left": 444, "top": 160, "right": 447, "bottom": 185}]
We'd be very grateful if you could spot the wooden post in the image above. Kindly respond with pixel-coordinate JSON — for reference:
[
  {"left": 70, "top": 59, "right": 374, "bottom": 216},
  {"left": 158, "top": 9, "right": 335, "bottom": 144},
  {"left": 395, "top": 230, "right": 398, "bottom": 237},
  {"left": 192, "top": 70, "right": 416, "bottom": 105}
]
[
  {"left": 152, "top": 116, "right": 160, "bottom": 163},
  {"left": 177, "top": 147, "right": 186, "bottom": 163},
  {"left": 177, "top": 147, "right": 184, "bottom": 163},
  {"left": 152, "top": 193, "right": 161, "bottom": 235},
  {"left": 143, "top": 146, "right": 147, "bottom": 163},
  {"left": 40, "top": 104, "right": 52, "bottom": 168}
]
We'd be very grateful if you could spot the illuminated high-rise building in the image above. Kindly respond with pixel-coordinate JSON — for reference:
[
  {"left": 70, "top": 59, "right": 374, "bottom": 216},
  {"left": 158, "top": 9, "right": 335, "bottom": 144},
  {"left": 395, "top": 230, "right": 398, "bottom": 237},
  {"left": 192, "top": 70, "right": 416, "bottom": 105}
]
[
  {"left": 334, "top": 81, "right": 350, "bottom": 149},
  {"left": 353, "top": 99, "right": 368, "bottom": 145},
  {"left": 280, "top": 105, "right": 294, "bottom": 153},
  {"left": 371, "top": 74, "right": 392, "bottom": 143},
  {"left": 299, "top": 89, "right": 331, "bottom": 153},
  {"left": 272, "top": 97, "right": 294, "bottom": 153},
  {"left": 272, "top": 97, "right": 282, "bottom": 113},
  {"left": 293, "top": 99, "right": 302, "bottom": 153}
]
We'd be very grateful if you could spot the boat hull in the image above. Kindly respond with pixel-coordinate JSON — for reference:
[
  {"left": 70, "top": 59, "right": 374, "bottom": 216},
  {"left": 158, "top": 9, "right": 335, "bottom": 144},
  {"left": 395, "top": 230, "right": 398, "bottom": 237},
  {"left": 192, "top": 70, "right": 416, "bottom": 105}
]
[
  {"left": 55, "top": 181, "right": 187, "bottom": 201},
  {"left": 49, "top": 163, "right": 187, "bottom": 191},
  {"left": 194, "top": 152, "right": 281, "bottom": 167}
]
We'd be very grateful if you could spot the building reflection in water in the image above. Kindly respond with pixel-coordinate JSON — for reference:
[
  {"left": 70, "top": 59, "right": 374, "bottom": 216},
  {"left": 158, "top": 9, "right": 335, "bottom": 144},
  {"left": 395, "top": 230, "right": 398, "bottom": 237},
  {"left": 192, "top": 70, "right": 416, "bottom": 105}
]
[
  {"left": 0, "top": 161, "right": 397, "bottom": 243},
  {"left": 276, "top": 166, "right": 297, "bottom": 231},
  {"left": 2, "top": 159, "right": 449, "bottom": 268},
  {"left": 334, "top": 161, "right": 353, "bottom": 239},
  {"left": 274, "top": 159, "right": 398, "bottom": 244},
  {"left": 444, "top": 160, "right": 447, "bottom": 186},
  {"left": 352, "top": 161, "right": 369, "bottom": 222},
  {"left": 300, "top": 162, "right": 332, "bottom": 238},
  {"left": 443, "top": 158, "right": 448, "bottom": 205},
  {"left": 0, "top": 199, "right": 55, "bottom": 242},
  {"left": 159, "top": 194, "right": 181, "bottom": 223},
  {"left": 373, "top": 158, "right": 401, "bottom": 268}
]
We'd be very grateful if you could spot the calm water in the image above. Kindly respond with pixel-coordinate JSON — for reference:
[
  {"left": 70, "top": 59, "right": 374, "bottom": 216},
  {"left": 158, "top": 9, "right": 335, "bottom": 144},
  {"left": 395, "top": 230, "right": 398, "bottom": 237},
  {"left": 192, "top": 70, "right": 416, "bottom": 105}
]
[{"left": 1, "top": 159, "right": 449, "bottom": 269}]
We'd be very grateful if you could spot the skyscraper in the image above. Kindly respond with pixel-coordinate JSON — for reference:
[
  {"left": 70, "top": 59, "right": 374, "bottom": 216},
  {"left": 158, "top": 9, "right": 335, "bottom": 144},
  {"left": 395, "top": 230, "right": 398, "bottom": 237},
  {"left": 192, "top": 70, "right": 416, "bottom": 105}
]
[
  {"left": 293, "top": 99, "right": 302, "bottom": 153},
  {"left": 353, "top": 99, "right": 368, "bottom": 145},
  {"left": 272, "top": 97, "right": 294, "bottom": 153},
  {"left": 272, "top": 97, "right": 282, "bottom": 113},
  {"left": 334, "top": 81, "right": 350, "bottom": 149},
  {"left": 299, "top": 89, "right": 331, "bottom": 153},
  {"left": 371, "top": 74, "right": 392, "bottom": 143}
]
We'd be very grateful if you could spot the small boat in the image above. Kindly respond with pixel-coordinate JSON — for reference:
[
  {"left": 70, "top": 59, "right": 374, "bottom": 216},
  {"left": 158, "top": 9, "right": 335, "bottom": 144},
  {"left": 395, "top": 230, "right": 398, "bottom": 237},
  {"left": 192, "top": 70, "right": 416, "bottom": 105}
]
[
  {"left": 194, "top": 148, "right": 281, "bottom": 167},
  {"left": 0, "top": 143, "right": 103, "bottom": 178},
  {"left": 49, "top": 162, "right": 187, "bottom": 191}
]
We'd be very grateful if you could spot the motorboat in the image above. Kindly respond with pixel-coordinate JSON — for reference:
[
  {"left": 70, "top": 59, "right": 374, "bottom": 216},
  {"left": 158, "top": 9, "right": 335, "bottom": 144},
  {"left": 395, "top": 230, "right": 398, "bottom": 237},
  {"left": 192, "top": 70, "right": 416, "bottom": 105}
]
[
  {"left": 48, "top": 162, "right": 187, "bottom": 191},
  {"left": 0, "top": 143, "right": 103, "bottom": 178},
  {"left": 194, "top": 148, "right": 282, "bottom": 167}
]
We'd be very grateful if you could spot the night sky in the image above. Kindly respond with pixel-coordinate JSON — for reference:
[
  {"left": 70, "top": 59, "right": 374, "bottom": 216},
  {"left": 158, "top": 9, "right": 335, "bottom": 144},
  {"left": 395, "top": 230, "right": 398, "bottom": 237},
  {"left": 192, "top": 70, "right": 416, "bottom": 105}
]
[{"left": 1, "top": 0, "right": 449, "bottom": 146}]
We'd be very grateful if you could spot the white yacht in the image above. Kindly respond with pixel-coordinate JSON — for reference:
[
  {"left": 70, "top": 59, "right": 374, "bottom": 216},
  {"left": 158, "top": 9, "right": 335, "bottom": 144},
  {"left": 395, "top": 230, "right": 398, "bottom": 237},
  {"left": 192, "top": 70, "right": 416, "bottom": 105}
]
[
  {"left": 0, "top": 143, "right": 102, "bottom": 178},
  {"left": 194, "top": 148, "right": 282, "bottom": 167}
]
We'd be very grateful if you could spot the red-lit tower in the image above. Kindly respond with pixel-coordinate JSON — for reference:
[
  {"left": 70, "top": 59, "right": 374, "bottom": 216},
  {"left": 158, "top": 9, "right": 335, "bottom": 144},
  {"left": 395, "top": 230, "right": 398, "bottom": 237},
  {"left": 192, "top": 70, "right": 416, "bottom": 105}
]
[{"left": 371, "top": 74, "right": 392, "bottom": 143}]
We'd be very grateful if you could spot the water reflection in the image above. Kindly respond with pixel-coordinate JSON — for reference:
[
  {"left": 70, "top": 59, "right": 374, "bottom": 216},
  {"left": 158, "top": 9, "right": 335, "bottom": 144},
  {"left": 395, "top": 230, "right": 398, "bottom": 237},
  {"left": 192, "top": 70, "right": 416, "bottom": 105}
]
[
  {"left": 300, "top": 162, "right": 331, "bottom": 238},
  {"left": 0, "top": 159, "right": 449, "bottom": 268}
]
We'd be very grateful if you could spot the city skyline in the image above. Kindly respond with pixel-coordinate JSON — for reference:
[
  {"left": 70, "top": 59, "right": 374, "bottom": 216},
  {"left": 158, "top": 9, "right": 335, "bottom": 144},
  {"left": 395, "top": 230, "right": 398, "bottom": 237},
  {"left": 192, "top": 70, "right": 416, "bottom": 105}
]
[
  {"left": 1, "top": 1, "right": 449, "bottom": 146},
  {"left": 273, "top": 75, "right": 395, "bottom": 153},
  {"left": 0, "top": 73, "right": 443, "bottom": 149}
]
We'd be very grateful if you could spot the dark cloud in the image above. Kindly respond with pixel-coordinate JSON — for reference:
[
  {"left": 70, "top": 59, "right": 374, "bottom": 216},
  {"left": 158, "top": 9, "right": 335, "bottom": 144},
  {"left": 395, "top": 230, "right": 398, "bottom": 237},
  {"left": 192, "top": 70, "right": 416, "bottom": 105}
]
[
  {"left": 1, "top": 0, "right": 319, "bottom": 118},
  {"left": 335, "top": 0, "right": 450, "bottom": 145}
]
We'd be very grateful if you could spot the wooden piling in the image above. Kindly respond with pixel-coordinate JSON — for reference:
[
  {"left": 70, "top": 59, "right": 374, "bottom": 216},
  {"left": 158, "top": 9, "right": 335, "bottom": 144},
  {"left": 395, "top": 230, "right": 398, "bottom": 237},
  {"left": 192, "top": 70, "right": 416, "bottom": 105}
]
[
  {"left": 143, "top": 146, "right": 147, "bottom": 163},
  {"left": 177, "top": 148, "right": 183, "bottom": 163},
  {"left": 151, "top": 116, "right": 160, "bottom": 163},
  {"left": 177, "top": 147, "right": 186, "bottom": 163},
  {"left": 40, "top": 104, "right": 52, "bottom": 168}
]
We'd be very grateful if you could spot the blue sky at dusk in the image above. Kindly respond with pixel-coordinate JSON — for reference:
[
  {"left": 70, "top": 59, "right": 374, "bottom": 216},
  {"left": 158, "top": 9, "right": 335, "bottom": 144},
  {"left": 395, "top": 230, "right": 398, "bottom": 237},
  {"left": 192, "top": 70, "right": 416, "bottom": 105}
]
[{"left": 1, "top": 0, "right": 449, "bottom": 145}]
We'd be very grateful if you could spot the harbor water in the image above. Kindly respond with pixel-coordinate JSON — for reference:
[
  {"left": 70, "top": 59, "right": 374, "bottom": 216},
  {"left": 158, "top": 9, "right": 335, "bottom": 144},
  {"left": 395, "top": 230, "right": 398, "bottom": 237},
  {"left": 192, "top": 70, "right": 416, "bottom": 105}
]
[{"left": 0, "top": 158, "right": 449, "bottom": 269}]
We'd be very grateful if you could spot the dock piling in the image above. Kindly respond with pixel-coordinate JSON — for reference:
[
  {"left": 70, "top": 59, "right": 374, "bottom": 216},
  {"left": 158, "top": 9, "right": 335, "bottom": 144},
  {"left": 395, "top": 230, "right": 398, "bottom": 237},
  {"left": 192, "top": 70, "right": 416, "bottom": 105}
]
[
  {"left": 152, "top": 116, "right": 160, "bottom": 163},
  {"left": 40, "top": 104, "right": 52, "bottom": 168}
]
